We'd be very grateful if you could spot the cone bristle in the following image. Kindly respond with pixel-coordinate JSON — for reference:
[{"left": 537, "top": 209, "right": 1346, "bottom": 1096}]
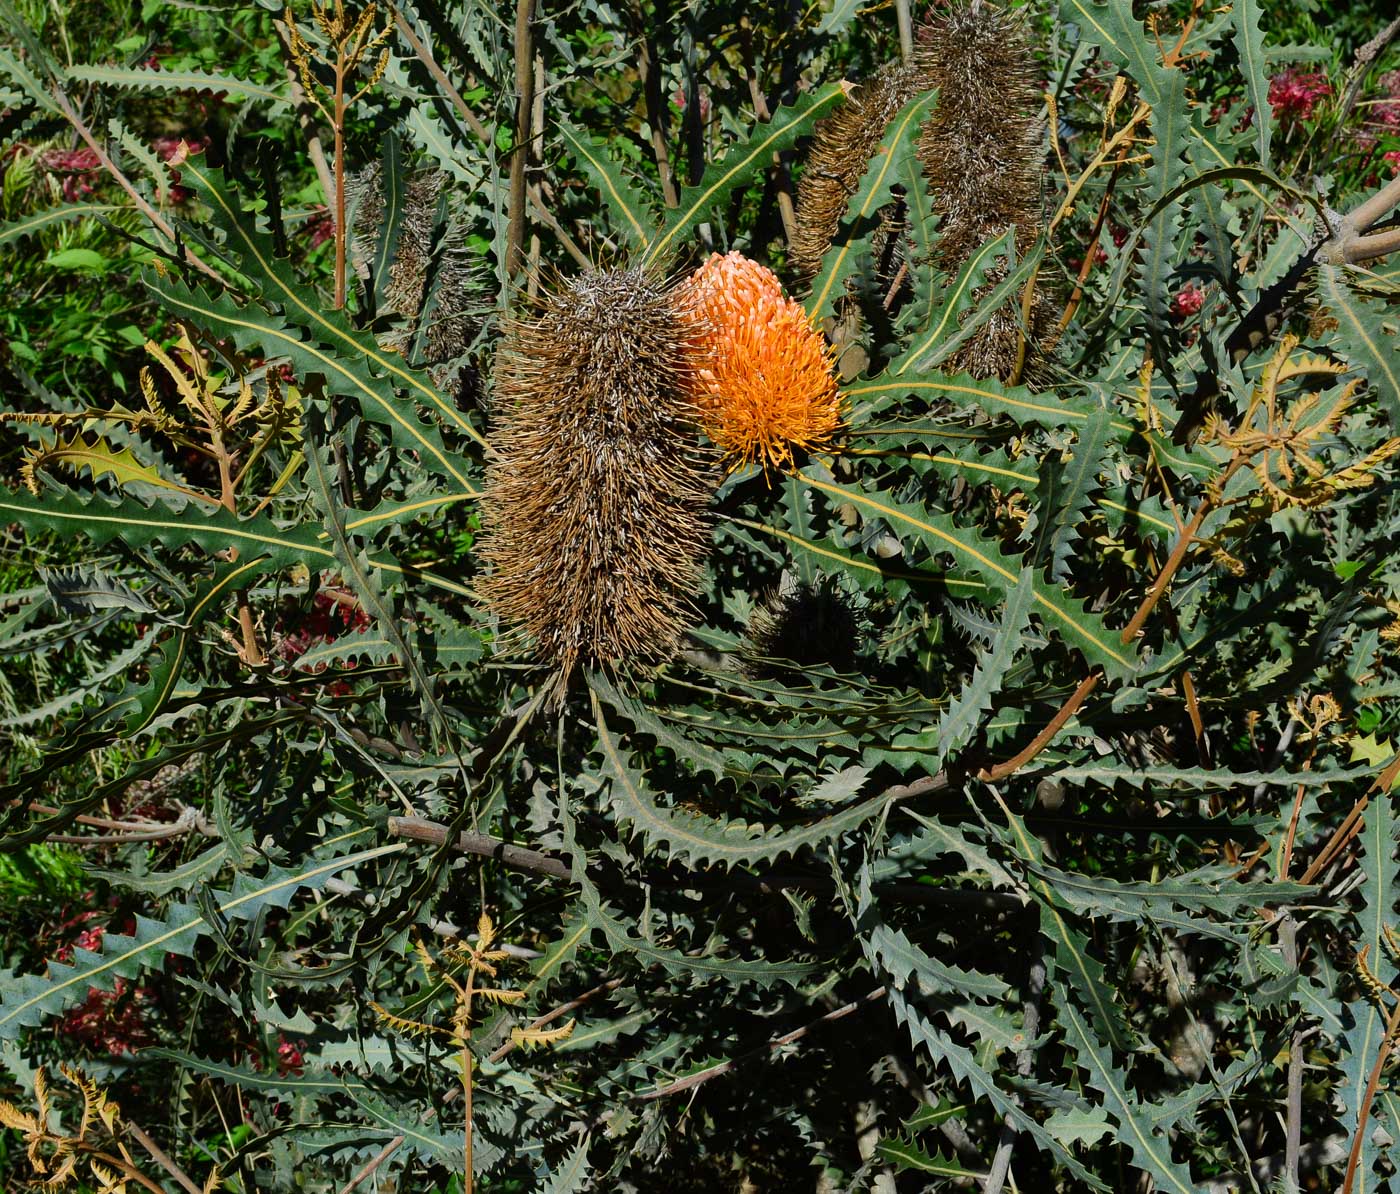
[
  {"left": 743, "top": 576, "right": 861, "bottom": 677},
  {"left": 791, "top": 62, "right": 923, "bottom": 284},
  {"left": 480, "top": 268, "right": 715, "bottom": 700},
  {"left": 914, "top": 2, "right": 1053, "bottom": 379}
]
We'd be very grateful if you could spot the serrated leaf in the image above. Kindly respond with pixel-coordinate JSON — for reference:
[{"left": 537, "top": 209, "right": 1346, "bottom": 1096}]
[
  {"left": 1059, "top": 1002, "right": 1197, "bottom": 1194},
  {"left": 65, "top": 63, "right": 289, "bottom": 107},
  {"left": 875, "top": 1137, "right": 982, "bottom": 1177},
  {"left": 1315, "top": 265, "right": 1400, "bottom": 421},
  {"left": 938, "top": 568, "right": 1035, "bottom": 763},
  {"left": 0, "top": 202, "right": 125, "bottom": 246},
  {"left": 556, "top": 120, "right": 653, "bottom": 248},
  {"left": 0, "top": 843, "right": 405, "bottom": 1039},
  {"left": 1030, "top": 407, "right": 1114, "bottom": 580},
  {"left": 799, "top": 471, "right": 1138, "bottom": 679},
  {"left": 26, "top": 433, "right": 202, "bottom": 500},
  {"left": 593, "top": 692, "right": 892, "bottom": 868},
  {"left": 806, "top": 90, "right": 934, "bottom": 322},
  {"left": 845, "top": 364, "right": 1122, "bottom": 434},
  {"left": 643, "top": 83, "right": 846, "bottom": 267},
  {"left": 1231, "top": 0, "right": 1272, "bottom": 171}
]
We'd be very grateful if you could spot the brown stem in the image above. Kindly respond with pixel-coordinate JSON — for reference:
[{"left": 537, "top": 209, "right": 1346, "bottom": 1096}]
[
  {"left": 48, "top": 89, "right": 223, "bottom": 286},
  {"left": 125, "top": 1120, "right": 202, "bottom": 1194},
  {"left": 388, "top": 817, "right": 573, "bottom": 880},
  {"left": 747, "top": 71, "right": 797, "bottom": 246},
  {"left": 390, "top": 6, "right": 493, "bottom": 145},
  {"left": 977, "top": 673, "right": 1101, "bottom": 783},
  {"left": 337, "top": 1134, "right": 404, "bottom": 1194},
  {"left": 332, "top": 63, "right": 348, "bottom": 309},
  {"left": 505, "top": 0, "right": 537, "bottom": 278},
  {"left": 1341, "top": 994, "right": 1400, "bottom": 1194},
  {"left": 636, "top": 14, "right": 679, "bottom": 208},
  {"left": 80, "top": 1149, "right": 168, "bottom": 1194}
]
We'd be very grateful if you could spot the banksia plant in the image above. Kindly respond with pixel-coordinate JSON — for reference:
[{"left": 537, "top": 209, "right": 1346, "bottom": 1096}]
[
  {"left": 349, "top": 165, "right": 486, "bottom": 395},
  {"left": 915, "top": 1, "right": 1055, "bottom": 380},
  {"left": 791, "top": 62, "right": 924, "bottom": 283},
  {"left": 480, "top": 268, "right": 714, "bottom": 701},
  {"left": 680, "top": 251, "right": 842, "bottom": 475},
  {"left": 742, "top": 575, "right": 862, "bottom": 677}
]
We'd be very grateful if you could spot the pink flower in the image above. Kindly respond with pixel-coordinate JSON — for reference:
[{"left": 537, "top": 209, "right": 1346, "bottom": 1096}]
[
  {"left": 1268, "top": 69, "right": 1332, "bottom": 123},
  {"left": 41, "top": 146, "right": 101, "bottom": 201},
  {"left": 1385, "top": 150, "right": 1400, "bottom": 175},
  {"left": 1170, "top": 283, "right": 1205, "bottom": 321}
]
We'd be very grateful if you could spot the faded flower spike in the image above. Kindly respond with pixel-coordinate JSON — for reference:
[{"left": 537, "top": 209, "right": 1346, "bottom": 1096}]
[
  {"left": 680, "top": 251, "right": 843, "bottom": 475},
  {"left": 480, "top": 267, "right": 714, "bottom": 702}
]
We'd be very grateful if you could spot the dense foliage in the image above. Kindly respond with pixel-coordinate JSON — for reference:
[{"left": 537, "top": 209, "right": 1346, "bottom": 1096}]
[{"left": 2, "top": 0, "right": 1400, "bottom": 1189}]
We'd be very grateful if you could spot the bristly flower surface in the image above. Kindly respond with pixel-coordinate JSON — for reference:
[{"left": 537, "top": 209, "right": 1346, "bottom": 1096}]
[
  {"left": 480, "top": 268, "right": 714, "bottom": 702},
  {"left": 680, "top": 251, "right": 843, "bottom": 475},
  {"left": 915, "top": 1, "right": 1054, "bottom": 380}
]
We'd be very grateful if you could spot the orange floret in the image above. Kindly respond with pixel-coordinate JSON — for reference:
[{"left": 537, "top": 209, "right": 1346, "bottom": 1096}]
[{"left": 679, "top": 251, "right": 843, "bottom": 475}]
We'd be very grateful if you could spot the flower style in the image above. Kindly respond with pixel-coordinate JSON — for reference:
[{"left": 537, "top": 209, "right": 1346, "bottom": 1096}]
[{"left": 679, "top": 251, "right": 842, "bottom": 474}]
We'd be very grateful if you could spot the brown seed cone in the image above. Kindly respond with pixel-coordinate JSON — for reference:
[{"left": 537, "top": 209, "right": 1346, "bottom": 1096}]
[
  {"left": 791, "top": 61, "right": 924, "bottom": 284},
  {"left": 479, "top": 268, "right": 715, "bottom": 702},
  {"left": 914, "top": 2, "right": 1055, "bottom": 380},
  {"left": 349, "top": 165, "right": 484, "bottom": 391}
]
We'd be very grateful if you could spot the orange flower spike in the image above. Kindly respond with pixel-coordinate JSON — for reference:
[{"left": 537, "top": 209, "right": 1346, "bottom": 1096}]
[{"left": 680, "top": 251, "right": 843, "bottom": 475}]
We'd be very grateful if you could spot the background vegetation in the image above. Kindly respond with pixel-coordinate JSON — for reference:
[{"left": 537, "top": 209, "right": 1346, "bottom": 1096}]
[{"left": 2, "top": 0, "right": 1400, "bottom": 1189}]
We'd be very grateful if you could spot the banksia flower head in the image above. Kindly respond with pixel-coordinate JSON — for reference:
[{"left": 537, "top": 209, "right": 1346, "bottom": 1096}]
[
  {"left": 680, "top": 251, "right": 842, "bottom": 475},
  {"left": 480, "top": 268, "right": 714, "bottom": 702},
  {"left": 743, "top": 575, "right": 862, "bottom": 678},
  {"left": 915, "top": 1, "right": 1054, "bottom": 380},
  {"left": 349, "top": 165, "right": 486, "bottom": 397},
  {"left": 791, "top": 62, "right": 924, "bottom": 283}
]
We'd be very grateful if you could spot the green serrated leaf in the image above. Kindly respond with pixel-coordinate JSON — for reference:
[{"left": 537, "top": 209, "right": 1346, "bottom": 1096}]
[
  {"left": 799, "top": 471, "right": 1137, "bottom": 679},
  {"left": 643, "top": 83, "right": 846, "bottom": 267},
  {"left": 0, "top": 843, "right": 405, "bottom": 1039},
  {"left": 65, "top": 63, "right": 290, "bottom": 107},
  {"left": 938, "top": 568, "right": 1035, "bottom": 762},
  {"left": 557, "top": 120, "right": 653, "bottom": 248},
  {"left": 806, "top": 90, "right": 934, "bottom": 322},
  {"left": 1059, "top": 1002, "right": 1197, "bottom": 1194}
]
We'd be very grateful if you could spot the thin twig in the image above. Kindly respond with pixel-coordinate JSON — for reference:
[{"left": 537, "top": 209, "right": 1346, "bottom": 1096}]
[
  {"left": 388, "top": 817, "right": 573, "bottom": 880},
  {"left": 337, "top": 1134, "right": 404, "bottom": 1194},
  {"left": 390, "top": 6, "right": 493, "bottom": 145},
  {"left": 1332, "top": 16, "right": 1400, "bottom": 155},
  {"left": 895, "top": 0, "right": 913, "bottom": 62},
  {"left": 639, "top": 987, "right": 887, "bottom": 1100},
  {"left": 635, "top": 8, "right": 679, "bottom": 208},
  {"left": 48, "top": 89, "right": 224, "bottom": 286},
  {"left": 505, "top": 0, "right": 537, "bottom": 277},
  {"left": 125, "top": 1120, "right": 202, "bottom": 1194},
  {"left": 1341, "top": 993, "right": 1400, "bottom": 1194}
]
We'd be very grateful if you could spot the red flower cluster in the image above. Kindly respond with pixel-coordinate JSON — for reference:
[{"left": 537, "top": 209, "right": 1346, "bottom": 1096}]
[
  {"left": 1359, "top": 70, "right": 1400, "bottom": 150},
  {"left": 276, "top": 587, "right": 370, "bottom": 664},
  {"left": 1170, "top": 282, "right": 1206, "bottom": 322},
  {"left": 1386, "top": 150, "right": 1400, "bottom": 175},
  {"left": 41, "top": 147, "right": 101, "bottom": 201},
  {"left": 52, "top": 918, "right": 154, "bottom": 1056},
  {"left": 1268, "top": 69, "right": 1332, "bottom": 123}
]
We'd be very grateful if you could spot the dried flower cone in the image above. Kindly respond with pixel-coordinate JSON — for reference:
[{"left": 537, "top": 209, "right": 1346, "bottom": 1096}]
[
  {"left": 915, "top": 2, "right": 1054, "bottom": 380},
  {"left": 791, "top": 62, "right": 924, "bottom": 284},
  {"left": 349, "top": 165, "right": 484, "bottom": 390},
  {"left": 480, "top": 269, "right": 714, "bottom": 699},
  {"left": 680, "top": 251, "right": 842, "bottom": 475}
]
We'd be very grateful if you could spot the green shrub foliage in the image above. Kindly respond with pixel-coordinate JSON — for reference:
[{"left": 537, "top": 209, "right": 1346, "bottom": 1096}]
[{"left": 2, "top": 0, "right": 1400, "bottom": 1188}]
